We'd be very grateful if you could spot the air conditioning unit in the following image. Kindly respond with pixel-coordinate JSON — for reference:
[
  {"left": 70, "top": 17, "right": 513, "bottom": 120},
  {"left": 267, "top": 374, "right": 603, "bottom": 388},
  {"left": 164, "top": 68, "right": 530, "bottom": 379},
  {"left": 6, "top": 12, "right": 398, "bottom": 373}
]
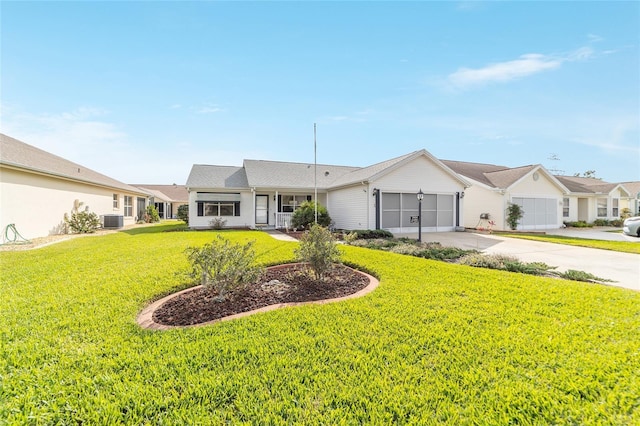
[{"left": 102, "top": 214, "right": 124, "bottom": 229}]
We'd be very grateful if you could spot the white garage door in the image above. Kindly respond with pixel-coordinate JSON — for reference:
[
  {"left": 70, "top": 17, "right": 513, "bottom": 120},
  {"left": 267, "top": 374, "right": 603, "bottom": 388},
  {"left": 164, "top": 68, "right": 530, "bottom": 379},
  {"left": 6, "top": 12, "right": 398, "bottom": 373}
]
[{"left": 511, "top": 197, "right": 558, "bottom": 230}]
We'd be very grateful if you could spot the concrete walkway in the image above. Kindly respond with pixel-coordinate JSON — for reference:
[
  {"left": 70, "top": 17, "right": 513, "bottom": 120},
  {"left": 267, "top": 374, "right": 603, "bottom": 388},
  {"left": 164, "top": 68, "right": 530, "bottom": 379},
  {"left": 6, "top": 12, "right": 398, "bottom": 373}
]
[{"left": 400, "top": 231, "right": 640, "bottom": 292}]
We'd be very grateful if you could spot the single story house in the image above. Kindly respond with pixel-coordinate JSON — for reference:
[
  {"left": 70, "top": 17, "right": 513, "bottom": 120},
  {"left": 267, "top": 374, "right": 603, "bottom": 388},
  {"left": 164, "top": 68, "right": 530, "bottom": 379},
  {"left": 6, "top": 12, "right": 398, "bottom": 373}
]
[
  {"left": 619, "top": 181, "right": 640, "bottom": 216},
  {"left": 0, "top": 133, "right": 150, "bottom": 240},
  {"left": 554, "top": 176, "right": 631, "bottom": 223},
  {"left": 132, "top": 184, "right": 189, "bottom": 219},
  {"left": 186, "top": 149, "right": 470, "bottom": 233},
  {"left": 441, "top": 160, "right": 570, "bottom": 231}
]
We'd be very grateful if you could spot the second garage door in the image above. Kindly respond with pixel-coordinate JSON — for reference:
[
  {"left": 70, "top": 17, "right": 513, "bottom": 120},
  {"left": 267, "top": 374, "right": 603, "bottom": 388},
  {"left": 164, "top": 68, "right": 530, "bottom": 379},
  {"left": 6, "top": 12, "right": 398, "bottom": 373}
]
[{"left": 511, "top": 197, "right": 559, "bottom": 230}]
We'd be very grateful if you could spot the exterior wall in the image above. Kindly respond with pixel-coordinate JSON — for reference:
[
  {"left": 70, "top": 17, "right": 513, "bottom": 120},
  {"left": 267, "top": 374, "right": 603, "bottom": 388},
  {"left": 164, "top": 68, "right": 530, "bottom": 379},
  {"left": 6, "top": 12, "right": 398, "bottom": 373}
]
[
  {"left": 565, "top": 189, "right": 628, "bottom": 224},
  {"left": 460, "top": 184, "right": 505, "bottom": 230},
  {"left": 188, "top": 189, "right": 253, "bottom": 229},
  {"left": 371, "top": 156, "right": 465, "bottom": 233},
  {"left": 0, "top": 167, "right": 141, "bottom": 239},
  {"left": 328, "top": 184, "right": 370, "bottom": 230},
  {"left": 505, "top": 172, "right": 565, "bottom": 230}
]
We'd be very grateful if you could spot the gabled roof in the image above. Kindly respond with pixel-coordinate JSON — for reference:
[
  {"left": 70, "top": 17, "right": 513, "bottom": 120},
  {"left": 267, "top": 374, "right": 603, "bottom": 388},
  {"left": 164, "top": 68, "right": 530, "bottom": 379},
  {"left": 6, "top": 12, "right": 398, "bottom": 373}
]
[
  {"left": 132, "top": 184, "right": 188, "bottom": 202},
  {"left": 243, "top": 159, "right": 357, "bottom": 189},
  {"left": 0, "top": 133, "right": 147, "bottom": 195},
  {"left": 186, "top": 165, "right": 249, "bottom": 189},
  {"left": 618, "top": 181, "right": 640, "bottom": 197},
  {"left": 554, "top": 175, "right": 627, "bottom": 195},
  {"left": 187, "top": 149, "right": 469, "bottom": 192},
  {"left": 442, "top": 160, "right": 568, "bottom": 193}
]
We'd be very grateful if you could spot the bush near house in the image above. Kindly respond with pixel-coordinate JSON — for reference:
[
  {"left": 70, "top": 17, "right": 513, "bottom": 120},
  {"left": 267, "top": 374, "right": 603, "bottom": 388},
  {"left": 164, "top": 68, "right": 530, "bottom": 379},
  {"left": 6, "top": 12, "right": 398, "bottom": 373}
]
[
  {"left": 291, "top": 201, "right": 331, "bottom": 230},
  {"left": 64, "top": 210, "right": 102, "bottom": 234},
  {"left": 506, "top": 203, "right": 524, "bottom": 230},
  {"left": 294, "top": 223, "right": 341, "bottom": 280},
  {"left": 177, "top": 204, "right": 189, "bottom": 224},
  {"left": 145, "top": 205, "right": 160, "bottom": 223}
]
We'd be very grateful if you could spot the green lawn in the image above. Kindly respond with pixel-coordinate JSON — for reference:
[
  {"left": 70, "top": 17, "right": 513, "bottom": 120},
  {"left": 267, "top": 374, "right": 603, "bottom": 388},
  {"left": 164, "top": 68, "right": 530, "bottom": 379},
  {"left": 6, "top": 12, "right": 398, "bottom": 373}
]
[
  {"left": 1, "top": 224, "right": 639, "bottom": 424},
  {"left": 500, "top": 233, "right": 640, "bottom": 254}
]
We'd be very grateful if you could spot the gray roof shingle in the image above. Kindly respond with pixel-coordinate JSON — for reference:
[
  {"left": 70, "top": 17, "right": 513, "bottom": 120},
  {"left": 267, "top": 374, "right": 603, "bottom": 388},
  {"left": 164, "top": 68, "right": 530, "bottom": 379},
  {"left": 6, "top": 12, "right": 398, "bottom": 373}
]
[
  {"left": 0, "top": 133, "right": 147, "bottom": 195},
  {"left": 186, "top": 165, "right": 249, "bottom": 189},
  {"left": 131, "top": 184, "right": 188, "bottom": 202}
]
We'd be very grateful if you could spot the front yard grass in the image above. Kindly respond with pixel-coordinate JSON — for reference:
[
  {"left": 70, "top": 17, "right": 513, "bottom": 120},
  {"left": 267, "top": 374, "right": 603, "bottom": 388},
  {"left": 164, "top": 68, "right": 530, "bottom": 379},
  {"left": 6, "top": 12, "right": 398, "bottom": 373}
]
[
  {"left": 500, "top": 233, "right": 640, "bottom": 254},
  {"left": 1, "top": 224, "right": 639, "bottom": 424}
]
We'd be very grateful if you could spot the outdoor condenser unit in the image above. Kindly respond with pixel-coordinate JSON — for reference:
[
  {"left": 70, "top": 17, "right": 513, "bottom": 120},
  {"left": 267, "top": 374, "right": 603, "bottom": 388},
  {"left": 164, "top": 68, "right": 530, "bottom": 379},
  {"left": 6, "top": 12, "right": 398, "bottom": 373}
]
[{"left": 102, "top": 215, "right": 124, "bottom": 229}]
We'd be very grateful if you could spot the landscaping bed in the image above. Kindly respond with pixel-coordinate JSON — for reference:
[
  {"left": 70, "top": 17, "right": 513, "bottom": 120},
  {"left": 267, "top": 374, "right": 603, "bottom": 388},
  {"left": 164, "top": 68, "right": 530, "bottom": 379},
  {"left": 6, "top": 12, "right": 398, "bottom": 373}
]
[{"left": 152, "top": 263, "right": 370, "bottom": 326}]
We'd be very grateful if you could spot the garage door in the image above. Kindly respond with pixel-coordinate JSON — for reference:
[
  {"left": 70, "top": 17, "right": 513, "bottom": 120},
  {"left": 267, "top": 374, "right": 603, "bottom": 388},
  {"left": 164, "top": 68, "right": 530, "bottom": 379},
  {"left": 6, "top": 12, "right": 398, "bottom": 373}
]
[
  {"left": 381, "top": 192, "right": 454, "bottom": 232},
  {"left": 511, "top": 197, "right": 558, "bottom": 230}
]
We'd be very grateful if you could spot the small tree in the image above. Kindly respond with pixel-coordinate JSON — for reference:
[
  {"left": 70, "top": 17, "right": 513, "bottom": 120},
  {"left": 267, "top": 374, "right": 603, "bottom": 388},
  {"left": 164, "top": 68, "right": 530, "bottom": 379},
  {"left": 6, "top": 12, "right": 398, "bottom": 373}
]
[
  {"left": 65, "top": 211, "right": 101, "bottom": 233},
  {"left": 177, "top": 204, "right": 189, "bottom": 224},
  {"left": 294, "top": 223, "right": 341, "bottom": 280},
  {"left": 506, "top": 203, "right": 524, "bottom": 230},
  {"left": 291, "top": 201, "right": 331, "bottom": 230},
  {"left": 185, "top": 236, "right": 263, "bottom": 301}
]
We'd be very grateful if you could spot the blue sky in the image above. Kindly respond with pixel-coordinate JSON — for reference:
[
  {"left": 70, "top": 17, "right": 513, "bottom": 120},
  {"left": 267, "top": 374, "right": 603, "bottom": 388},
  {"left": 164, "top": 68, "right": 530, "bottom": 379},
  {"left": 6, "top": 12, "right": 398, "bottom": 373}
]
[{"left": 2, "top": 1, "right": 638, "bottom": 184}]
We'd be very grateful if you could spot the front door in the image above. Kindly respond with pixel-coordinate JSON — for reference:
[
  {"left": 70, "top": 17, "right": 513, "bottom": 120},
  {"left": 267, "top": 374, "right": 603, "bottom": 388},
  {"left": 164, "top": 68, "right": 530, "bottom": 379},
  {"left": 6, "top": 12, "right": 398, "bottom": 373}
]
[
  {"left": 256, "top": 195, "right": 269, "bottom": 225},
  {"left": 137, "top": 197, "right": 146, "bottom": 221}
]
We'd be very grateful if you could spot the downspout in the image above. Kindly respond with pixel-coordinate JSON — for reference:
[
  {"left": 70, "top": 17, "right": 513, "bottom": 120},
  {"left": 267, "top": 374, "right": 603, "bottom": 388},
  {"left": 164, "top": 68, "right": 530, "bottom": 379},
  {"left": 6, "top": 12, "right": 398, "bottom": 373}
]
[{"left": 374, "top": 188, "right": 381, "bottom": 230}]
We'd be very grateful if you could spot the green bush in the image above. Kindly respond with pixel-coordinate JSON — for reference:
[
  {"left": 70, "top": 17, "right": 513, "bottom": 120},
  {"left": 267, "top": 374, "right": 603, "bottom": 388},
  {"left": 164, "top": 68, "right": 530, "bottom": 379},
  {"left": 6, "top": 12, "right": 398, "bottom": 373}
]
[
  {"left": 209, "top": 217, "right": 227, "bottom": 230},
  {"left": 64, "top": 211, "right": 101, "bottom": 234},
  {"left": 294, "top": 224, "right": 341, "bottom": 280},
  {"left": 177, "top": 204, "right": 189, "bottom": 224},
  {"left": 459, "top": 253, "right": 555, "bottom": 276},
  {"left": 351, "top": 229, "right": 395, "bottom": 239},
  {"left": 506, "top": 203, "right": 524, "bottom": 230},
  {"left": 558, "top": 269, "right": 612, "bottom": 283},
  {"left": 592, "top": 219, "right": 610, "bottom": 227},
  {"left": 291, "top": 201, "right": 331, "bottom": 230},
  {"left": 564, "top": 220, "right": 592, "bottom": 228},
  {"left": 145, "top": 205, "right": 160, "bottom": 223},
  {"left": 184, "top": 235, "right": 263, "bottom": 301}
]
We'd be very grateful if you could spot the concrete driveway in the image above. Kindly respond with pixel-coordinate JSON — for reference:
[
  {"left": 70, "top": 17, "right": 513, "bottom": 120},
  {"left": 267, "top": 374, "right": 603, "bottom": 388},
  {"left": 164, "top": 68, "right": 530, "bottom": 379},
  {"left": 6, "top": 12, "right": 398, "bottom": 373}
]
[{"left": 399, "top": 231, "right": 640, "bottom": 292}]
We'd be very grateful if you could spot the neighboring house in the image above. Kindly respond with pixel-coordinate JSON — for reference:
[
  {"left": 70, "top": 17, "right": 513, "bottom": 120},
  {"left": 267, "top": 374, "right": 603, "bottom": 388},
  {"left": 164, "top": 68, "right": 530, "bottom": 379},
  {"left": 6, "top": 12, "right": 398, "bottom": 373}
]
[
  {"left": 554, "top": 176, "right": 631, "bottom": 223},
  {"left": 132, "top": 184, "right": 188, "bottom": 219},
  {"left": 618, "top": 181, "right": 640, "bottom": 216},
  {"left": 186, "top": 150, "right": 470, "bottom": 233},
  {"left": 0, "top": 133, "right": 149, "bottom": 240},
  {"left": 441, "top": 160, "right": 569, "bottom": 231}
]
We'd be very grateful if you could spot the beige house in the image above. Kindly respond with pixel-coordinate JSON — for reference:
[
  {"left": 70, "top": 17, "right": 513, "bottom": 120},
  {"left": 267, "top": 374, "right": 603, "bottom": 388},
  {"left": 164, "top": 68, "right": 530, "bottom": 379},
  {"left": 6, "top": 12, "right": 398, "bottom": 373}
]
[
  {"left": 554, "top": 176, "right": 631, "bottom": 223},
  {"left": 0, "top": 133, "right": 150, "bottom": 240},
  {"left": 186, "top": 150, "right": 470, "bottom": 233},
  {"left": 441, "top": 161, "right": 569, "bottom": 231},
  {"left": 132, "top": 184, "right": 188, "bottom": 219}
]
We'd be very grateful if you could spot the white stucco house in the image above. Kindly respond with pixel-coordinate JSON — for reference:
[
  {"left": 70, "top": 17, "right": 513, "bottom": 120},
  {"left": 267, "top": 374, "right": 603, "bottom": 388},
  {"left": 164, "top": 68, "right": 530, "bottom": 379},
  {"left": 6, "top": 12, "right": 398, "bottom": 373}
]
[
  {"left": 186, "top": 150, "right": 470, "bottom": 233},
  {"left": 554, "top": 176, "right": 631, "bottom": 223},
  {"left": 0, "top": 133, "right": 150, "bottom": 240},
  {"left": 441, "top": 160, "right": 570, "bottom": 231},
  {"left": 132, "top": 184, "right": 189, "bottom": 219}
]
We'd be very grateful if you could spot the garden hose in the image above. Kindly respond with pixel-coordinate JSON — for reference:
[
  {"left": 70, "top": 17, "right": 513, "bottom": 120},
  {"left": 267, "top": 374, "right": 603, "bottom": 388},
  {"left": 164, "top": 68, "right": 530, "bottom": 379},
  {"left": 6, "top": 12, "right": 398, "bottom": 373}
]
[{"left": 2, "top": 223, "right": 31, "bottom": 245}]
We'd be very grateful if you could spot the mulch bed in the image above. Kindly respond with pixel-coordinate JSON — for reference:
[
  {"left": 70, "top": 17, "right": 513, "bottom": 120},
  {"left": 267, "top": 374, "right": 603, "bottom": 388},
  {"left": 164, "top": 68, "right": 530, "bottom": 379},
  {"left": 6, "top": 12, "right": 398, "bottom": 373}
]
[{"left": 152, "top": 263, "right": 370, "bottom": 326}]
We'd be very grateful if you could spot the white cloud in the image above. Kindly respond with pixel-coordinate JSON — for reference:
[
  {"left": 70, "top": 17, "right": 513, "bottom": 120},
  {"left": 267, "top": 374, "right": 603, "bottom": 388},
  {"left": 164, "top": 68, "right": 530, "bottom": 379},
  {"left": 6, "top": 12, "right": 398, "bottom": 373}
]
[
  {"left": 447, "top": 47, "right": 595, "bottom": 90},
  {"left": 194, "top": 103, "right": 224, "bottom": 114}
]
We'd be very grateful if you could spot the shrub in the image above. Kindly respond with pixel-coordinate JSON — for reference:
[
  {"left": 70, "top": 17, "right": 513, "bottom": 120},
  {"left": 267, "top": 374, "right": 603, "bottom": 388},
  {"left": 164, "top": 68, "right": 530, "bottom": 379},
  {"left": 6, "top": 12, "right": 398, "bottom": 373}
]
[
  {"left": 184, "top": 236, "right": 263, "bottom": 301},
  {"left": 592, "top": 219, "right": 610, "bottom": 227},
  {"left": 145, "top": 205, "right": 161, "bottom": 223},
  {"left": 64, "top": 211, "right": 101, "bottom": 234},
  {"left": 210, "top": 217, "right": 227, "bottom": 230},
  {"left": 291, "top": 201, "right": 331, "bottom": 230},
  {"left": 351, "top": 229, "right": 395, "bottom": 239},
  {"left": 177, "top": 204, "right": 189, "bottom": 224},
  {"left": 558, "top": 269, "right": 612, "bottom": 283},
  {"left": 621, "top": 208, "right": 632, "bottom": 220},
  {"left": 506, "top": 203, "right": 524, "bottom": 230},
  {"left": 564, "top": 221, "right": 592, "bottom": 228},
  {"left": 610, "top": 219, "right": 623, "bottom": 227},
  {"left": 459, "top": 253, "right": 555, "bottom": 276},
  {"left": 294, "top": 224, "right": 341, "bottom": 280}
]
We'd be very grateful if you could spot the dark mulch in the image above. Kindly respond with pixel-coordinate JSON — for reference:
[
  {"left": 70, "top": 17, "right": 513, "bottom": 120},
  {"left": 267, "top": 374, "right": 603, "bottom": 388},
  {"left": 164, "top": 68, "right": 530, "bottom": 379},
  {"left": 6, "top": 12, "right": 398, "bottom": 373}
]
[{"left": 152, "top": 263, "right": 370, "bottom": 326}]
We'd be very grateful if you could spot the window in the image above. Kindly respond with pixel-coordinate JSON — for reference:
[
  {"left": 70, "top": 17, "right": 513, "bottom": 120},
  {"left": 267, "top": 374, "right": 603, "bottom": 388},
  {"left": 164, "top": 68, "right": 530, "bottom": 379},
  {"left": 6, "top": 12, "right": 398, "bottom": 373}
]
[
  {"left": 113, "top": 194, "right": 119, "bottom": 209},
  {"left": 197, "top": 201, "right": 240, "bottom": 217},
  {"left": 124, "top": 196, "right": 133, "bottom": 217},
  {"left": 563, "top": 198, "right": 569, "bottom": 217},
  {"left": 597, "top": 198, "right": 607, "bottom": 217},
  {"left": 612, "top": 199, "right": 619, "bottom": 217},
  {"left": 279, "top": 195, "right": 312, "bottom": 212}
]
